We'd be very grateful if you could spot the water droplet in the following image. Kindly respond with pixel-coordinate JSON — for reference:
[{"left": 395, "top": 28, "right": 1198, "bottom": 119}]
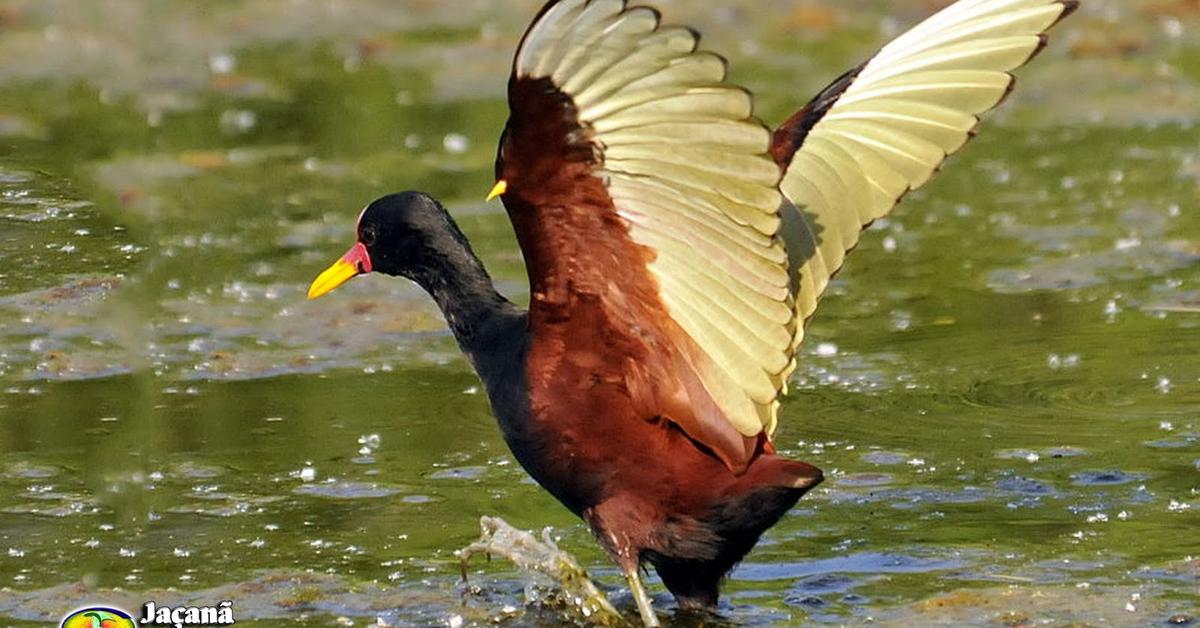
[
  {"left": 890, "top": 310, "right": 912, "bottom": 331},
  {"left": 1115, "top": 237, "right": 1141, "bottom": 251},
  {"left": 1163, "top": 17, "right": 1184, "bottom": 39},
  {"left": 443, "top": 134, "right": 470, "bottom": 154},
  {"left": 1105, "top": 299, "right": 1121, "bottom": 321},
  {"left": 220, "top": 109, "right": 258, "bottom": 135},
  {"left": 209, "top": 53, "right": 236, "bottom": 74}
]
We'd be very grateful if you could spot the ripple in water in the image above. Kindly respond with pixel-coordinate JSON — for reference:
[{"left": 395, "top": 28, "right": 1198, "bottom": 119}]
[
  {"left": 1144, "top": 433, "right": 1199, "bottom": 450},
  {"left": 166, "top": 494, "right": 285, "bottom": 517},
  {"left": 169, "top": 462, "right": 226, "bottom": 479},
  {"left": 735, "top": 551, "right": 969, "bottom": 582},
  {"left": 293, "top": 481, "right": 405, "bottom": 499},
  {"left": 2, "top": 463, "right": 60, "bottom": 479},
  {"left": 996, "top": 476, "right": 1057, "bottom": 496},
  {"left": 429, "top": 466, "right": 485, "bottom": 480},
  {"left": 838, "top": 473, "right": 894, "bottom": 487},
  {"left": 790, "top": 573, "right": 857, "bottom": 595},
  {"left": 959, "top": 377, "right": 1138, "bottom": 416},
  {"left": 1071, "top": 470, "right": 1148, "bottom": 486},
  {"left": 1045, "top": 446, "right": 1089, "bottom": 458},
  {"left": 861, "top": 451, "right": 910, "bottom": 466}
]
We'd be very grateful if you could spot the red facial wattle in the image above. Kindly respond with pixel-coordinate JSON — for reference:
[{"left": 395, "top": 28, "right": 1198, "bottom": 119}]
[
  {"left": 342, "top": 241, "right": 373, "bottom": 274},
  {"left": 308, "top": 240, "right": 375, "bottom": 299}
]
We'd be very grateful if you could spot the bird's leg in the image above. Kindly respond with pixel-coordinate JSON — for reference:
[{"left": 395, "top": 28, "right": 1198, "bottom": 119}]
[
  {"left": 624, "top": 567, "right": 660, "bottom": 627},
  {"left": 584, "top": 505, "right": 661, "bottom": 627}
]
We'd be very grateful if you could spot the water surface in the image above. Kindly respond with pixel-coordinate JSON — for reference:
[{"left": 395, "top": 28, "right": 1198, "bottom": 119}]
[{"left": 1, "top": 0, "right": 1198, "bottom": 625}]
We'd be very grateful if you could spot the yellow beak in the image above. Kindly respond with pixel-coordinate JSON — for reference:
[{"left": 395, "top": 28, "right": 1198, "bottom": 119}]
[
  {"left": 486, "top": 180, "right": 508, "bottom": 202},
  {"left": 307, "top": 259, "right": 359, "bottom": 299},
  {"left": 308, "top": 242, "right": 373, "bottom": 300}
]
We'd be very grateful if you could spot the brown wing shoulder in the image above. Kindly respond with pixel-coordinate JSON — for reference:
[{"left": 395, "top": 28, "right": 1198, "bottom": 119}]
[{"left": 500, "top": 76, "right": 760, "bottom": 472}]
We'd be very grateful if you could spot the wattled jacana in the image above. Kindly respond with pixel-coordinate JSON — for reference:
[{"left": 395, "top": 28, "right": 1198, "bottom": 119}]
[{"left": 308, "top": 0, "right": 1076, "bottom": 624}]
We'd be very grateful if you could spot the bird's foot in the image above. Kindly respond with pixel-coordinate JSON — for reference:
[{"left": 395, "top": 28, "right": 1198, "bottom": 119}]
[{"left": 455, "top": 516, "right": 624, "bottom": 625}]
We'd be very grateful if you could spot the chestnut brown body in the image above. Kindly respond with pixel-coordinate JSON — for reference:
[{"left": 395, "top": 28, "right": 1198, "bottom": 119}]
[{"left": 491, "top": 77, "right": 822, "bottom": 606}]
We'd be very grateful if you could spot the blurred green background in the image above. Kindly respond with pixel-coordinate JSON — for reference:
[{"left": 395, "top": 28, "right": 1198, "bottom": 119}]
[{"left": 0, "top": 1, "right": 1198, "bottom": 625}]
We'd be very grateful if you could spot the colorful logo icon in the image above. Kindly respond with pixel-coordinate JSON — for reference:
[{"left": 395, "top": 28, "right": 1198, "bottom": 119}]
[{"left": 60, "top": 607, "right": 136, "bottom": 628}]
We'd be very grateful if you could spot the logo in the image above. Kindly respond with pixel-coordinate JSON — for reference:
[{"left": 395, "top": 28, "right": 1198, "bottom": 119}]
[
  {"left": 61, "top": 607, "right": 136, "bottom": 628},
  {"left": 61, "top": 602, "right": 235, "bottom": 628},
  {"left": 140, "top": 601, "right": 234, "bottom": 628}
]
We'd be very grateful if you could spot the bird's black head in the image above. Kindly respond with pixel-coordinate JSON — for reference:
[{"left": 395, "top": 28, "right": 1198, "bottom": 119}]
[
  {"left": 357, "top": 191, "right": 464, "bottom": 277},
  {"left": 308, "top": 191, "right": 465, "bottom": 299}
]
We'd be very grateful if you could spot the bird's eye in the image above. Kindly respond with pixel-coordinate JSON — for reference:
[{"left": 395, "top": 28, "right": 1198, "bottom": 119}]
[{"left": 360, "top": 226, "right": 378, "bottom": 247}]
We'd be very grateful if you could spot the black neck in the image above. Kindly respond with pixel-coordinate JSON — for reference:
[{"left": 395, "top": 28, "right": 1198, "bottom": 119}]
[
  {"left": 405, "top": 224, "right": 522, "bottom": 361},
  {"left": 412, "top": 232, "right": 532, "bottom": 449}
]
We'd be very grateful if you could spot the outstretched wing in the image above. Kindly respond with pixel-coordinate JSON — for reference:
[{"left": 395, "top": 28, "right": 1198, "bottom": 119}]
[
  {"left": 500, "top": 0, "right": 792, "bottom": 468},
  {"left": 772, "top": 0, "right": 1077, "bottom": 356}
]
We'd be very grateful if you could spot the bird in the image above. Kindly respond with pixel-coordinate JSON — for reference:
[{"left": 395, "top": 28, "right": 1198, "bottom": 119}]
[{"left": 307, "top": 0, "right": 1076, "bottom": 624}]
